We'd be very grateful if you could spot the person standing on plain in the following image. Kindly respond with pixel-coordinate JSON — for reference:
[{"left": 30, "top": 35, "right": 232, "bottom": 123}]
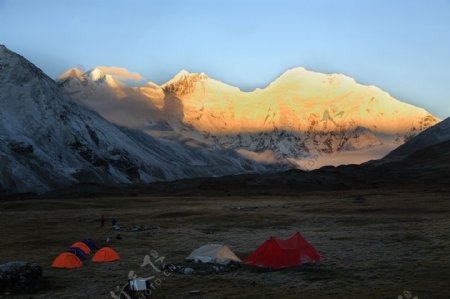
[{"left": 100, "top": 214, "right": 105, "bottom": 227}]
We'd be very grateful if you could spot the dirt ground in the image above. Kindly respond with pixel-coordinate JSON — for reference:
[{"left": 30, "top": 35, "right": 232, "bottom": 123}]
[{"left": 0, "top": 188, "right": 449, "bottom": 299}]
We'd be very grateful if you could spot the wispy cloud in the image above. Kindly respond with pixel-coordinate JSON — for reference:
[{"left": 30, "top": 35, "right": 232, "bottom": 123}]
[{"left": 97, "top": 66, "right": 144, "bottom": 81}]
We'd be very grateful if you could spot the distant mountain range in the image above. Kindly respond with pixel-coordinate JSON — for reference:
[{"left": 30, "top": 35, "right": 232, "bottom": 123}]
[
  {"left": 0, "top": 45, "right": 446, "bottom": 194},
  {"left": 0, "top": 45, "right": 274, "bottom": 193},
  {"left": 116, "top": 117, "right": 450, "bottom": 196},
  {"left": 58, "top": 65, "right": 439, "bottom": 169}
]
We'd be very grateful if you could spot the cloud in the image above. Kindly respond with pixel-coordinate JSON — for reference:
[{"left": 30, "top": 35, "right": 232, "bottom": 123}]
[{"left": 97, "top": 66, "right": 144, "bottom": 81}]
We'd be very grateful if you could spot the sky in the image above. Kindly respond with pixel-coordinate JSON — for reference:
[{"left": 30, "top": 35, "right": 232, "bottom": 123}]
[{"left": 0, "top": 0, "right": 449, "bottom": 118}]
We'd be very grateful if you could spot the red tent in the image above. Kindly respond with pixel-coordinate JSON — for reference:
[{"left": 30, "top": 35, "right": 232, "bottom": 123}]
[{"left": 244, "top": 232, "right": 321, "bottom": 269}]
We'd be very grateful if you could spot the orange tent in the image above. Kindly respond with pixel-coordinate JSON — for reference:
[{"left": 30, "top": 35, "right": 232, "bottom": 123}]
[
  {"left": 71, "top": 242, "right": 91, "bottom": 255},
  {"left": 92, "top": 247, "right": 120, "bottom": 262},
  {"left": 52, "top": 252, "right": 82, "bottom": 269}
]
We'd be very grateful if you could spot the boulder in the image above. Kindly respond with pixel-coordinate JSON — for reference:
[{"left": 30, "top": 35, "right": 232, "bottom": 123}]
[{"left": 0, "top": 261, "right": 42, "bottom": 293}]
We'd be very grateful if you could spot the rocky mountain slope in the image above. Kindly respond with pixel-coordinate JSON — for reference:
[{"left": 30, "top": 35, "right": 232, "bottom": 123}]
[
  {"left": 0, "top": 45, "right": 274, "bottom": 193},
  {"left": 381, "top": 117, "right": 450, "bottom": 163},
  {"left": 59, "top": 67, "right": 439, "bottom": 169}
]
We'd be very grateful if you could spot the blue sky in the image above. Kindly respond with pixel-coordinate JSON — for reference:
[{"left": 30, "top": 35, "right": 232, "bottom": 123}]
[{"left": 0, "top": 0, "right": 449, "bottom": 118}]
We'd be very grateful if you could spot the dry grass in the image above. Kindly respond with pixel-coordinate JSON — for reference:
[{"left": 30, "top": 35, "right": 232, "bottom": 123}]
[{"left": 0, "top": 189, "right": 449, "bottom": 298}]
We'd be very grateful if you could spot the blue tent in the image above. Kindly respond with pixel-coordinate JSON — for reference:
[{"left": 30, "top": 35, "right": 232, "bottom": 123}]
[
  {"left": 82, "top": 238, "right": 99, "bottom": 251},
  {"left": 67, "top": 247, "right": 88, "bottom": 260}
]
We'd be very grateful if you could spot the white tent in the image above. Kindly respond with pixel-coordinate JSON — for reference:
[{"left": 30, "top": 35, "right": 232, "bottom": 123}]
[{"left": 186, "top": 244, "right": 242, "bottom": 265}]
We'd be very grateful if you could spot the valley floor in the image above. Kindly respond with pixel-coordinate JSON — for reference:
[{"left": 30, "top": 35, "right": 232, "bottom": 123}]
[{"left": 0, "top": 188, "right": 449, "bottom": 298}]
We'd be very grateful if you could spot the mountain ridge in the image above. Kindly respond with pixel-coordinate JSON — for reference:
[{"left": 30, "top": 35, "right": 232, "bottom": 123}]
[
  {"left": 381, "top": 117, "right": 450, "bottom": 163},
  {"left": 40, "top": 120, "right": 450, "bottom": 198}
]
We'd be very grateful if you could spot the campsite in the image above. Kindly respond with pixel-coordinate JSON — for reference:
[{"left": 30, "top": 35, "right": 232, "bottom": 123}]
[
  {"left": 1, "top": 0, "right": 450, "bottom": 297},
  {"left": 0, "top": 187, "right": 449, "bottom": 298}
]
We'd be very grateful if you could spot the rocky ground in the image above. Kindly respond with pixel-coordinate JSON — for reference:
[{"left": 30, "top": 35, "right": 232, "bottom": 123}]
[{"left": 0, "top": 188, "right": 449, "bottom": 298}]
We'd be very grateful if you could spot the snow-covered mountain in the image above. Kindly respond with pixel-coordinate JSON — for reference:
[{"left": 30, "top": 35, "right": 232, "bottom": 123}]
[
  {"left": 59, "top": 66, "right": 439, "bottom": 169},
  {"left": 0, "top": 45, "right": 275, "bottom": 193}
]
